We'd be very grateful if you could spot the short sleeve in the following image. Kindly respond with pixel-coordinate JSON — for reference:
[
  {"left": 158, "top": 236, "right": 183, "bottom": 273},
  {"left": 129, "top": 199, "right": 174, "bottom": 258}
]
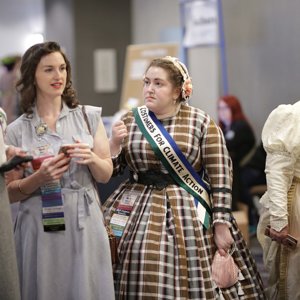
[{"left": 5, "top": 118, "right": 22, "bottom": 147}]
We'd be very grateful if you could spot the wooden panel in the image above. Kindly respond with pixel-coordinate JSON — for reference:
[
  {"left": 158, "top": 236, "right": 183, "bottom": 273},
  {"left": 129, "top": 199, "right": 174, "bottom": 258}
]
[{"left": 120, "top": 43, "right": 179, "bottom": 110}]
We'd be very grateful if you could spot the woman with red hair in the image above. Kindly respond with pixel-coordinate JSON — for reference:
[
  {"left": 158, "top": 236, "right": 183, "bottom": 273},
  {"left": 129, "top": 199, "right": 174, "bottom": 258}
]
[{"left": 218, "top": 95, "right": 256, "bottom": 211}]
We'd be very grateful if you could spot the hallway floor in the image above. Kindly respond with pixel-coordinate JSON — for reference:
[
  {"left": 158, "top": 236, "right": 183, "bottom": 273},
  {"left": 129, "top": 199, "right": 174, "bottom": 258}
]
[{"left": 249, "top": 235, "right": 269, "bottom": 288}]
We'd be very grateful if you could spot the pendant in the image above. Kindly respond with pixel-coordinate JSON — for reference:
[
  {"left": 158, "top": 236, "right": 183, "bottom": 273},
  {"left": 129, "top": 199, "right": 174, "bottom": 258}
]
[{"left": 35, "top": 122, "right": 48, "bottom": 137}]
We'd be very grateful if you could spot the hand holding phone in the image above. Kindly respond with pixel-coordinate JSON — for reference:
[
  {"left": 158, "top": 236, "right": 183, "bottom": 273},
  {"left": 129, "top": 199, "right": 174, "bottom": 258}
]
[
  {"left": 265, "top": 225, "right": 297, "bottom": 250},
  {"left": 31, "top": 155, "right": 54, "bottom": 171},
  {"left": 59, "top": 145, "right": 74, "bottom": 157}
]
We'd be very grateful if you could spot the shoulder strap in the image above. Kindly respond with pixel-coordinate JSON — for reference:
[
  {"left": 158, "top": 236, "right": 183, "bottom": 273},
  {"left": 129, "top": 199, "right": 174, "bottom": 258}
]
[
  {"left": 81, "top": 105, "right": 92, "bottom": 135},
  {"left": 81, "top": 105, "right": 102, "bottom": 203}
]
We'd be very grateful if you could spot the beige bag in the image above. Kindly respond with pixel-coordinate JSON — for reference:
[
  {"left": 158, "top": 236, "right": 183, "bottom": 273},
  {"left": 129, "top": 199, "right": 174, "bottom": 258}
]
[{"left": 212, "top": 249, "right": 239, "bottom": 288}]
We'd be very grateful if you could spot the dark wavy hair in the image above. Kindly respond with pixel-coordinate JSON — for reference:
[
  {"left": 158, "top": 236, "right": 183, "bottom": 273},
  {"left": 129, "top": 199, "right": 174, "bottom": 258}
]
[
  {"left": 16, "top": 41, "right": 79, "bottom": 115},
  {"left": 145, "top": 58, "right": 186, "bottom": 102},
  {"left": 218, "top": 95, "right": 251, "bottom": 130}
]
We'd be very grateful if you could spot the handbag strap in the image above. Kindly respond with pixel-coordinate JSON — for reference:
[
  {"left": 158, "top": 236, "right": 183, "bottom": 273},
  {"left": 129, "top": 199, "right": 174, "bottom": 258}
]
[
  {"left": 82, "top": 105, "right": 92, "bottom": 135},
  {"left": 81, "top": 105, "right": 100, "bottom": 199}
]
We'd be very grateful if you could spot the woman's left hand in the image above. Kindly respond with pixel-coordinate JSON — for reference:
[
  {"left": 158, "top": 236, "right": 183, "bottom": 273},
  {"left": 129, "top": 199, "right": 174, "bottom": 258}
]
[
  {"left": 214, "top": 222, "right": 234, "bottom": 255},
  {"left": 67, "top": 140, "right": 94, "bottom": 165},
  {"left": 269, "top": 225, "right": 288, "bottom": 244}
]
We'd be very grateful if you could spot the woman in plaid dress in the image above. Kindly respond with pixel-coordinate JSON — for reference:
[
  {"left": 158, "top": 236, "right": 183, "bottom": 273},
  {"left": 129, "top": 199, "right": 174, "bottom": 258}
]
[{"left": 104, "top": 57, "right": 265, "bottom": 299}]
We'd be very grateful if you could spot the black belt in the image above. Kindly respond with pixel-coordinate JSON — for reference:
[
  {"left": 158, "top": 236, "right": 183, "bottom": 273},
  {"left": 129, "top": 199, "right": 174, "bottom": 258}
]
[{"left": 129, "top": 171, "right": 177, "bottom": 190}]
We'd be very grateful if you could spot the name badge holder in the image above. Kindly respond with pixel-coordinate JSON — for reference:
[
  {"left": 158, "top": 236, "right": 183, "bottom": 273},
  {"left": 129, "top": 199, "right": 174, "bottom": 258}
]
[
  {"left": 110, "top": 191, "right": 139, "bottom": 237},
  {"left": 41, "top": 180, "right": 66, "bottom": 232},
  {"left": 31, "top": 152, "right": 66, "bottom": 232}
]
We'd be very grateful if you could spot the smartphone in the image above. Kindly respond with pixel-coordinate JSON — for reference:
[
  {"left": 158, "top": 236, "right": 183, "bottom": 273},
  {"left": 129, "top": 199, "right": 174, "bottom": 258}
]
[
  {"left": 265, "top": 225, "right": 298, "bottom": 250},
  {"left": 31, "top": 155, "right": 54, "bottom": 171},
  {"left": 59, "top": 145, "right": 73, "bottom": 156},
  {"left": 0, "top": 155, "right": 33, "bottom": 173}
]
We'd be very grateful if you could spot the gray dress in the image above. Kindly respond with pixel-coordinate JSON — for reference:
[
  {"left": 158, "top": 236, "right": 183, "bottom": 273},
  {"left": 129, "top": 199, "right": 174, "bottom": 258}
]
[{"left": 6, "top": 103, "right": 115, "bottom": 300}]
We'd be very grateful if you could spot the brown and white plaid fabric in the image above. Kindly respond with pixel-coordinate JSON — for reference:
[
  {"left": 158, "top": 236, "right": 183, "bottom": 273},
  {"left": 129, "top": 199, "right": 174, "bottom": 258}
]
[{"left": 104, "top": 104, "right": 266, "bottom": 299}]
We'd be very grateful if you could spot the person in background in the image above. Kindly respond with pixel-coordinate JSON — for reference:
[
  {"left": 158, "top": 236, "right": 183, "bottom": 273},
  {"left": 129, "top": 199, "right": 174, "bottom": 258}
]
[
  {"left": 217, "top": 95, "right": 256, "bottom": 211},
  {"left": 0, "top": 55, "right": 21, "bottom": 123},
  {"left": 104, "top": 56, "right": 265, "bottom": 299},
  {"left": 0, "top": 107, "right": 21, "bottom": 300},
  {"left": 240, "top": 142, "right": 267, "bottom": 234},
  {"left": 257, "top": 101, "right": 300, "bottom": 299},
  {"left": 5, "top": 41, "right": 115, "bottom": 300}
]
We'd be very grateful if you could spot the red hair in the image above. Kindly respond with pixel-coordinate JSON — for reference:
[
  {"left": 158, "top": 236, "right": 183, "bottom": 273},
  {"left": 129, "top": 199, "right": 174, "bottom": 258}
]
[{"left": 218, "top": 95, "right": 250, "bottom": 130}]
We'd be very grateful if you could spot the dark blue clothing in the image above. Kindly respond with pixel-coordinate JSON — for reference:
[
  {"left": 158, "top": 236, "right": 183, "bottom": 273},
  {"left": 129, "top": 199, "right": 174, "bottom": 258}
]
[{"left": 222, "top": 120, "right": 256, "bottom": 210}]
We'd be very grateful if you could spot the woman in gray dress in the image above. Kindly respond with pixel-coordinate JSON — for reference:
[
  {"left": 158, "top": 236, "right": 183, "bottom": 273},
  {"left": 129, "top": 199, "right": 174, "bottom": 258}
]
[{"left": 5, "top": 42, "right": 115, "bottom": 300}]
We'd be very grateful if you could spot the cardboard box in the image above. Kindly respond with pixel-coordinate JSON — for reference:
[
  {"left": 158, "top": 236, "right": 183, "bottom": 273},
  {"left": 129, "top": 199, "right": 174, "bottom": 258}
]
[
  {"left": 233, "top": 210, "right": 249, "bottom": 245},
  {"left": 120, "top": 43, "right": 179, "bottom": 110}
]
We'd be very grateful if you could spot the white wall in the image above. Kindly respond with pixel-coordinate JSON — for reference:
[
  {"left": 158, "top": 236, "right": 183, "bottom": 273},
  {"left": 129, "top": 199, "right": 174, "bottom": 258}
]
[
  {"left": 132, "top": 0, "right": 300, "bottom": 141},
  {"left": 44, "top": 0, "right": 75, "bottom": 80},
  {"left": 131, "top": 0, "right": 220, "bottom": 120},
  {"left": 1, "top": 0, "right": 300, "bottom": 140},
  {"left": 0, "top": 0, "right": 45, "bottom": 58},
  {"left": 131, "top": 0, "right": 181, "bottom": 44},
  {"left": 223, "top": 0, "right": 300, "bottom": 140},
  {"left": 188, "top": 47, "right": 219, "bottom": 120}
]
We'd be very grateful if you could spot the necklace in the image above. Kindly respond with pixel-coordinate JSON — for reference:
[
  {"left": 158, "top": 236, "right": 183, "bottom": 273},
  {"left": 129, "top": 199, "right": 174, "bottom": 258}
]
[{"left": 35, "top": 121, "right": 48, "bottom": 137}]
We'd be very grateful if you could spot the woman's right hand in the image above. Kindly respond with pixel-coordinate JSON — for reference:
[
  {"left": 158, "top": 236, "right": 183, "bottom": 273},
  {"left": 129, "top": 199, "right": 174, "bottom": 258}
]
[
  {"left": 7, "top": 153, "right": 70, "bottom": 202},
  {"left": 38, "top": 153, "right": 70, "bottom": 184},
  {"left": 109, "top": 120, "right": 127, "bottom": 155},
  {"left": 214, "top": 222, "right": 234, "bottom": 254}
]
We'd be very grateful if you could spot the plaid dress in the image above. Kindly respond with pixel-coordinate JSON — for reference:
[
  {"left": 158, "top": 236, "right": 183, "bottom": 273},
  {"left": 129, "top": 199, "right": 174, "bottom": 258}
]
[{"left": 104, "top": 104, "right": 266, "bottom": 299}]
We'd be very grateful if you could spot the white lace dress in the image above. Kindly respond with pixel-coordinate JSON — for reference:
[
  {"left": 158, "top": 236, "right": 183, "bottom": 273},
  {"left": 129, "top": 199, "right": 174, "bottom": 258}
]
[{"left": 258, "top": 100, "right": 300, "bottom": 300}]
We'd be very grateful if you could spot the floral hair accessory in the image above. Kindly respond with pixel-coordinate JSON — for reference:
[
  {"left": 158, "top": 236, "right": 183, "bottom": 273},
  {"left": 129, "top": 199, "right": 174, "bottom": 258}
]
[
  {"left": 182, "top": 77, "right": 193, "bottom": 100},
  {"left": 163, "top": 56, "right": 193, "bottom": 101}
]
